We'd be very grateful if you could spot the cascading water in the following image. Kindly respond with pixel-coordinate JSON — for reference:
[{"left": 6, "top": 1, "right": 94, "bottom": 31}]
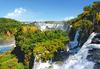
[
  {"left": 33, "top": 32, "right": 97, "bottom": 69},
  {"left": 33, "top": 23, "right": 69, "bottom": 69},
  {"left": 33, "top": 60, "right": 50, "bottom": 69},
  {"left": 69, "top": 28, "right": 80, "bottom": 53},
  {"left": 35, "top": 22, "right": 69, "bottom": 31},
  {"left": 33, "top": 55, "right": 51, "bottom": 69},
  {"left": 62, "top": 32, "right": 96, "bottom": 69}
]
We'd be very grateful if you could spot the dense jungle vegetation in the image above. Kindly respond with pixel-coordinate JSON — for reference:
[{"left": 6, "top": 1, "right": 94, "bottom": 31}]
[{"left": 0, "top": 2, "right": 100, "bottom": 69}]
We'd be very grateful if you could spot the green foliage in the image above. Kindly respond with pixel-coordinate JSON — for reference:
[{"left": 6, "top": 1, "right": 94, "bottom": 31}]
[
  {"left": 84, "top": 6, "right": 92, "bottom": 11},
  {"left": 66, "top": 2, "right": 99, "bottom": 46},
  {"left": 15, "top": 25, "right": 39, "bottom": 53},
  {"left": 92, "top": 2, "right": 100, "bottom": 10},
  {"left": 0, "top": 54, "right": 14, "bottom": 63},
  {"left": 0, "top": 18, "right": 21, "bottom": 33},
  {"left": 72, "top": 20, "right": 93, "bottom": 30},
  {"left": 15, "top": 29, "right": 69, "bottom": 62},
  {"left": 0, "top": 58, "right": 24, "bottom": 69},
  {"left": 0, "top": 18, "right": 22, "bottom": 41},
  {"left": 0, "top": 54, "right": 24, "bottom": 69},
  {"left": 96, "top": 12, "right": 100, "bottom": 21},
  {"left": 66, "top": 2, "right": 100, "bottom": 30},
  {"left": 33, "top": 39, "right": 67, "bottom": 61},
  {"left": 0, "top": 2, "right": 99, "bottom": 68},
  {"left": 80, "top": 20, "right": 93, "bottom": 30},
  {"left": 66, "top": 2, "right": 100, "bottom": 28}
]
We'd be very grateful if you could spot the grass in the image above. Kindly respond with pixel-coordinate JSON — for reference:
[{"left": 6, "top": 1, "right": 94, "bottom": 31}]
[{"left": 0, "top": 54, "right": 14, "bottom": 63}]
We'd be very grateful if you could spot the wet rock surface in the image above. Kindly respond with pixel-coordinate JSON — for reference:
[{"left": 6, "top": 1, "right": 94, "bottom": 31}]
[
  {"left": 87, "top": 48, "right": 100, "bottom": 63},
  {"left": 93, "top": 63, "right": 100, "bottom": 69},
  {"left": 91, "top": 33, "right": 100, "bottom": 44},
  {"left": 87, "top": 48, "right": 100, "bottom": 69}
]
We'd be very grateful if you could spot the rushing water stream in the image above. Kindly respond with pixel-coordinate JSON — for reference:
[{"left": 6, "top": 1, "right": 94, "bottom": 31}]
[
  {"left": 69, "top": 28, "right": 80, "bottom": 53},
  {"left": 62, "top": 32, "right": 96, "bottom": 69},
  {"left": 33, "top": 32, "right": 98, "bottom": 69}
]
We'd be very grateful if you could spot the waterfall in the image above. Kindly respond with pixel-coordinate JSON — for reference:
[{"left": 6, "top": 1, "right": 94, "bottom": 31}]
[
  {"left": 33, "top": 32, "right": 98, "bottom": 69},
  {"left": 33, "top": 56, "right": 51, "bottom": 69},
  {"left": 33, "top": 60, "right": 50, "bottom": 69},
  {"left": 35, "top": 22, "right": 68, "bottom": 31},
  {"left": 62, "top": 32, "right": 96, "bottom": 69},
  {"left": 74, "top": 29, "right": 80, "bottom": 41},
  {"left": 69, "top": 28, "right": 80, "bottom": 53}
]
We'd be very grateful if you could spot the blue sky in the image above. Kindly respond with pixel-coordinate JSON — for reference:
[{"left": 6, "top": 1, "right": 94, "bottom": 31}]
[{"left": 0, "top": 0, "right": 99, "bottom": 21}]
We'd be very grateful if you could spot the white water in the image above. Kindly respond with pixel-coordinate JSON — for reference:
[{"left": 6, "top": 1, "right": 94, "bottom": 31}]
[
  {"left": 62, "top": 32, "right": 96, "bottom": 69},
  {"left": 69, "top": 28, "right": 80, "bottom": 53},
  {"left": 33, "top": 32, "right": 98, "bottom": 69},
  {"left": 69, "top": 28, "right": 80, "bottom": 48},
  {"left": 35, "top": 22, "right": 69, "bottom": 31},
  {"left": 33, "top": 60, "right": 51, "bottom": 69}
]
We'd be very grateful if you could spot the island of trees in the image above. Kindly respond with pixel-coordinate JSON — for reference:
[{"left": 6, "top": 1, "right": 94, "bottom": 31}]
[{"left": 0, "top": 2, "right": 100, "bottom": 69}]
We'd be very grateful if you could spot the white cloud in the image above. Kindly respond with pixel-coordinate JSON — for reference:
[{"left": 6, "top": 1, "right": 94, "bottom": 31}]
[
  {"left": 64, "top": 16, "right": 75, "bottom": 21},
  {"left": 4, "top": 8, "right": 26, "bottom": 20}
]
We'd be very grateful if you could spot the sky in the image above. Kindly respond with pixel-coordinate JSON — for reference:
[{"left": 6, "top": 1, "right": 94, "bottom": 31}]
[{"left": 0, "top": 0, "right": 99, "bottom": 21}]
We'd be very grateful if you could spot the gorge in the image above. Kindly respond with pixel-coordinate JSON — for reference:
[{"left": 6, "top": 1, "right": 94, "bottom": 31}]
[{"left": 0, "top": 1, "right": 100, "bottom": 69}]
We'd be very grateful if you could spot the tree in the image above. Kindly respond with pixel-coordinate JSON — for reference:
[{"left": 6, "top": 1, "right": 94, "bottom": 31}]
[
  {"left": 0, "top": 54, "right": 24, "bottom": 69},
  {"left": 15, "top": 29, "right": 69, "bottom": 63}
]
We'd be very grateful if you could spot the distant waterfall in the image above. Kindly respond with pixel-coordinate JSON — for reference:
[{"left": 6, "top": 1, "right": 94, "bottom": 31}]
[{"left": 35, "top": 22, "right": 68, "bottom": 31}]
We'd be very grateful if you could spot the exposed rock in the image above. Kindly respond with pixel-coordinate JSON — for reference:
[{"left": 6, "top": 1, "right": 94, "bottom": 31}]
[
  {"left": 87, "top": 48, "right": 100, "bottom": 63},
  {"left": 93, "top": 63, "right": 100, "bottom": 69},
  {"left": 91, "top": 33, "right": 100, "bottom": 44}
]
